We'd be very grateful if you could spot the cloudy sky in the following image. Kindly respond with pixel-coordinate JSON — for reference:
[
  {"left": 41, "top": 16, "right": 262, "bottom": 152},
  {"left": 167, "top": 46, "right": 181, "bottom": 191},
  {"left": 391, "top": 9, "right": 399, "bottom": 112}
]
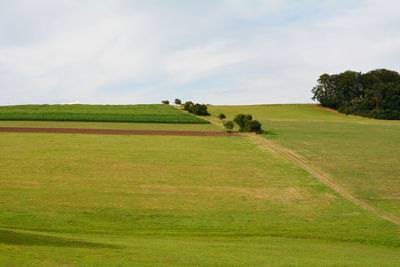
[{"left": 0, "top": 0, "right": 399, "bottom": 105}]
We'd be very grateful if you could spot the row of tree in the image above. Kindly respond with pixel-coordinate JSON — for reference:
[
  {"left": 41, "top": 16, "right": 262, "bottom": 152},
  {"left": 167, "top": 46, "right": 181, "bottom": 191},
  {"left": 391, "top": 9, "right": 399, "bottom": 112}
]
[
  {"left": 161, "top": 99, "right": 262, "bottom": 133},
  {"left": 311, "top": 69, "right": 400, "bottom": 120},
  {"left": 162, "top": 99, "right": 210, "bottom": 116},
  {"left": 181, "top": 101, "right": 209, "bottom": 116},
  {"left": 162, "top": 99, "right": 182, "bottom": 105}
]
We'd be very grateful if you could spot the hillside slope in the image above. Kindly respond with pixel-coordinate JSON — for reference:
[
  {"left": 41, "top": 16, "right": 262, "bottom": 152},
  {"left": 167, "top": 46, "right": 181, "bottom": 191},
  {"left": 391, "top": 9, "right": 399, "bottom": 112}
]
[{"left": 208, "top": 104, "right": 400, "bottom": 218}]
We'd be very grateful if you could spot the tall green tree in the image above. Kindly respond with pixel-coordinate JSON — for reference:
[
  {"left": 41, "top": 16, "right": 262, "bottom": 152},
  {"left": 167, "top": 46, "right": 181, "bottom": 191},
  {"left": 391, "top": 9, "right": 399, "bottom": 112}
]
[
  {"left": 233, "top": 114, "right": 252, "bottom": 131},
  {"left": 218, "top": 113, "right": 226, "bottom": 121},
  {"left": 311, "top": 69, "right": 400, "bottom": 120}
]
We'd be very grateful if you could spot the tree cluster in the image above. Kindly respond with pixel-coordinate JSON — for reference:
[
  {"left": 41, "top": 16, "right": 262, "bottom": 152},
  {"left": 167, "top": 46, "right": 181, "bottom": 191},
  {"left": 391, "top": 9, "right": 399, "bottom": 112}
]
[
  {"left": 182, "top": 101, "right": 210, "bottom": 116},
  {"left": 312, "top": 69, "right": 400, "bottom": 120},
  {"left": 221, "top": 113, "right": 263, "bottom": 134},
  {"left": 233, "top": 114, "right": 262, "bottom": 133},
  {"left": 161, "top": 99, "right": 210, "bottom": 115}
]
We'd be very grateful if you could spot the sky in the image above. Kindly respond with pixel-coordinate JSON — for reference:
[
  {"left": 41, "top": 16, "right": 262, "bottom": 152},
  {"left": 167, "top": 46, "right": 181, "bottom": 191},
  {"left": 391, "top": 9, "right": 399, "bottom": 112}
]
[{"left": 0, "top": 0, "right": 399, "bottom": 105}]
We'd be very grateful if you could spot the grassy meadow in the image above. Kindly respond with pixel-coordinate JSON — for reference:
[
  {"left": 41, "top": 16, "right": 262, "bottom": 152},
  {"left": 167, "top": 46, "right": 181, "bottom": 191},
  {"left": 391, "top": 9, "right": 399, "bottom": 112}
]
[
  {"left": 0, "top": 104, "right": 399, "bottom": 266},
  {"left": 0, "top": 104, "right": 209, "bottom": 124},
  {"left": 208, "top": 104, "right": 400, "bottom": 218}
]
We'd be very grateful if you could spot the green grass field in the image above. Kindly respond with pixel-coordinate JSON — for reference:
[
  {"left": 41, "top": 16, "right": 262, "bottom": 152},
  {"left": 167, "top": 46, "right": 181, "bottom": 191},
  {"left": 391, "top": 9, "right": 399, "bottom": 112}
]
[
  {"left": 208, "top": 104, "right": 400, "bottom": 218},
  {"left": 0, "top": 104, "right": 209, "bottom": 124},
  {"left": 0, "top": 104, "right": 399, "bottom": 266}
]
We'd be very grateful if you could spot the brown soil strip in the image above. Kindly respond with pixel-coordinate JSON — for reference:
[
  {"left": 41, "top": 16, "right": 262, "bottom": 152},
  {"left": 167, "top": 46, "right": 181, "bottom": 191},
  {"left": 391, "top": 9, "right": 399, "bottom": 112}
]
[
  {"left": 0, "top": 127, "right": 239, "bottom": 137},
  {"left": 203, "top": 115, "right": 400, "bottom": 226}
]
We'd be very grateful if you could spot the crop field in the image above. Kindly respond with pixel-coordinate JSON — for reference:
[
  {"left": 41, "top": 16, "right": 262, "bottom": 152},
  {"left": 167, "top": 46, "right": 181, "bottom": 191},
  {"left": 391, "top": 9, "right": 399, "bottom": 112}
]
[
  {"left": 0, "top": 105, "right": 399, "bottom": 266},
  {"left": 0, "top": 104, "right": 209, "bottom": 124}
]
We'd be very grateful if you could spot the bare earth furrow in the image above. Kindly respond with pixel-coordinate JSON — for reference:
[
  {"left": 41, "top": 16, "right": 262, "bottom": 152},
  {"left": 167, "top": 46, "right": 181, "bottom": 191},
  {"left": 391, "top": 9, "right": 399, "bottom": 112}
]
[{"left": 0, "top": 127, "right": 239, "bottom": 137}]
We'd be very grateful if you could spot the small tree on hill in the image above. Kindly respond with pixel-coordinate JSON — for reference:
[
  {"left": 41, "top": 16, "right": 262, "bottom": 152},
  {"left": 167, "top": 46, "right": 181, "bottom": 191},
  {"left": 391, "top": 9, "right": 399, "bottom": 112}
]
[
  {"left": 223, "top": 120, "right": 234, "bottom": 133},
  {"left": 233, "top": 113, "right": 252, "bottom": 131},
  {"left": 174, "top": 99, "right": 182, "bottom": 105},
  {"left": 162, "top": 100, "right": 169, "bottom": 104},
  {"left": 218, "top": 113, "right": 226, "bottom": 121}
]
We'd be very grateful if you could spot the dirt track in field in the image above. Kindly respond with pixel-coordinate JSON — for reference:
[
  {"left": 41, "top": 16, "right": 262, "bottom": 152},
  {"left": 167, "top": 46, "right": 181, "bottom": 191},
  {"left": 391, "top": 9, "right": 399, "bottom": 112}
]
[
  {"left": 247, "top": 135, "right": 400, "bottom": 226},
  {"left": 0, "top": 127, "right": 239, "bottom": 137},
  {"left": 202, "top": 116, "right": 400, "bottom": 226}
]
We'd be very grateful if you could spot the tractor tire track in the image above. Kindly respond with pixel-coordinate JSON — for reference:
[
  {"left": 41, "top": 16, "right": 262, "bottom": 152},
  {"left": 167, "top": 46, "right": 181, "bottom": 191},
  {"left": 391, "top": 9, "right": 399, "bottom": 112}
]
[
  {"left": 203, "top": 116, "right": 400, "bottom": 226},
  {"left": 247, "top": 134, "right": 400, "bottom": 226}
]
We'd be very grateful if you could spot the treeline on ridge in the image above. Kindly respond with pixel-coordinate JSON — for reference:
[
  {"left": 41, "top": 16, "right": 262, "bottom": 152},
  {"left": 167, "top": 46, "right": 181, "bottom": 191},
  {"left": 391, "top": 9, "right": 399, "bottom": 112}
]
[
  {"left": 311, "top": 69, "right": 400, "bottom": 120},
  {"left": 181, "top": 101, "right": 210, "bottom": 116},
  {"left": 162, "top": 99, "right": 210, "bottom": 116}
]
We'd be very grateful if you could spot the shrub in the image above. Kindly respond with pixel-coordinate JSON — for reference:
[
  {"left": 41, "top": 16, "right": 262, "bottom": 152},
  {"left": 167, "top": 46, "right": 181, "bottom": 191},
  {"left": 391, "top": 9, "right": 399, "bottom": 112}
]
[
  {"left": 182, "top": 101, "right": 210, "bottom": 116},
  {"left": 190, "top": 104, "right": 210, "bottom": 116},
  {"left": 233, "top": 113, "right": 252, "bottom": 131},
  {"left": 223, "top": 120, "right": 235, "bottom": 133},
  {"left": 162, "top": 100, "right": 169, "bottom": 104},
  {"left": 368, "top": 109, "right": 400, "bottom": 120},
  {"left": 182, "top": 101, "right": 194, "bottom": 111},
  {"left": 218, "top": 113, "right": 226, "bottom": 121},
  {"left": 174, "top": 99, "right": 182, "bottom": 105},
  {"left": 244, "top": 120, "right": 263, "bottom": 134}
]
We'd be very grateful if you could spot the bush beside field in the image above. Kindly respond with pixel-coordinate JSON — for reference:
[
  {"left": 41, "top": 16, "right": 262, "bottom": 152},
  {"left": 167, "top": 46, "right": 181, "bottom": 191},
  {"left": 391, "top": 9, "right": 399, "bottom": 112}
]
[{"left": 0, "top": 104, "right": 209, "bottom": 124}]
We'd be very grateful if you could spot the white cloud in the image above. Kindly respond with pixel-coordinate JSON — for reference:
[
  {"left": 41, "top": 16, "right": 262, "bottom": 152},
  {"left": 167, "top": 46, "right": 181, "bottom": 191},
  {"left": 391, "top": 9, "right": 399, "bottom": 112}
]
[
  {"left": 166, "top": 40, "right": 254, "bottom": 84},
  {"left": 0, "top": 0, "right": 399, "bottom": 105}
]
